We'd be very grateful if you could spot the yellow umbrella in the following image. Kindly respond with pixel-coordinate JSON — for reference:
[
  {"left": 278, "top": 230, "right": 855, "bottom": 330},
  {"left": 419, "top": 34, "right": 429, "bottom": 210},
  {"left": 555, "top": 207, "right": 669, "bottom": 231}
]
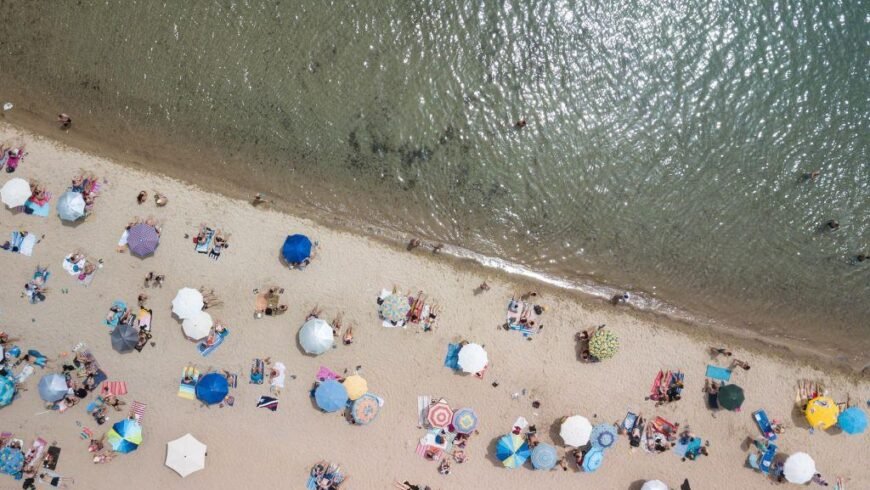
[
  {"left": 805, "top": 396, "right": 839, "bottom": 429},
  {"left": 343, "top": 375, "right": 368, "bottom": 401}
]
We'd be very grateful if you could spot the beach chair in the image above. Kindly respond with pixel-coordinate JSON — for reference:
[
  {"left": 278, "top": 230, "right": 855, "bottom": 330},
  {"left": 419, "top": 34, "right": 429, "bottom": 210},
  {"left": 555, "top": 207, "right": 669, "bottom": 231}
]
[
  {"left": 759, "top": 443, "right": 777, "bottom": 475},
  {"left": 622, "top": 411, "right": 638, "bottom": 432},
  {"left": 753, "top": 409, "right": 777, "bottom": 441}
]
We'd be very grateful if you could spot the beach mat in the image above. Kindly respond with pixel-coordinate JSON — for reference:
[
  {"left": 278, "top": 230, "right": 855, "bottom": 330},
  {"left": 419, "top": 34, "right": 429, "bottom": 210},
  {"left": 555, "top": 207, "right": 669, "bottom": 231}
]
[
  {"left": 443, "top": 343, "right": 460, "bottom": 370},
  {"left": 195, "top": 228, "right": 214, "bottom": 253},
  {"left": 257, "top": 396, "right": 278, "bottom": 411},
  {"left": 43, "top": 446, "right": 61, "bottom": 470},
  {"left": 197, "top": 328, "right": 229, "bottom": 357},
  {"left": 178, "top": 367, "right": 200, "bottom": 400},
  {"left": 24, "top": 200, "right": 51, "bottom": 217},
  {"left": 705, "top": 365, "right": 732, "bottom": 382}
]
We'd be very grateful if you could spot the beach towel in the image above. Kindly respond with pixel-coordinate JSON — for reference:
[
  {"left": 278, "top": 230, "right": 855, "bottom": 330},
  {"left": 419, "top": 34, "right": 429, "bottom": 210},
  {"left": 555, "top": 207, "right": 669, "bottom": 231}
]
[
  {"left": 136, "top": 308, "right": 152, "bottom": 332},
  {"left": 673, "top": 437, "right": 701, "bottom": 458},
  {"left": 195, "top": 228, "right": 215, "bottom": 253},
  {"left": 101, "top": 381, "right": 128, "bottom": 397},
  {"left": 177, "top": 367, "right": 200, "bottom": 400},
  {"left": 62, "top": 256, "right": 85, "bottom": 276},
  {"left": 79, "top": 427, "right": 93, "bottom": 440},
  {"left": 24, "top": 437, "right": 47, "bottom": 468},
  {"left": 43, "top": 446, "right": 60, "bottom": 470},
  {"left": 250, "top": 359, "right": 264, "bottom": 384},
  {"left": 85, "top": 397, "right": 104, "bottom": 414},
  {"left": 649, "top": 370, "right": 666, "bottom": 400},
  {"left": 24, "top": 199, "right": 51, "bottom": 217},
  {"left": 651, "top": 416, "right": 678, "bottom": 436},
  {"left": 759, "top": 443, "right": 777, "bottom": 475},
  {"left": 14, "top": 364, "right": 34, "bottom": 384},
  {"left": 197, "top": 328, "right": 229, "bottom": 357},
  {"left": 8, "top": 231, "right": 25, "bottom": 252},
  {"left": 417, "top": 395, "right": 431, "bottom": 427},
  {"left": 622, "top": 411, "right": 638, "bottom": 432},
  {"left": 752, "top": 409, "right": 777, "bottom": 441},
  {"left": 705, "top": 365, "right": 732, "bottom": 382},
  {"left": 443, "top": 343, "right": 461, "bottom": 370},
  {"left": 104, "top": 301, "right": 127, "bottom": 328},
  {"left": 19, "top": 234, "right": 37, "bottom": 256},
  {"left": 257, "top": 396, "right": 278, "bottom": 412},
  {"left": 130, "top": 401, "right": 146, "bottom": 423},
  {"left": 270, "top": 362, "right": 286, "bottom": 390},
  {"left": 315, "top": 366, "right": 340, "bottom": 382}
]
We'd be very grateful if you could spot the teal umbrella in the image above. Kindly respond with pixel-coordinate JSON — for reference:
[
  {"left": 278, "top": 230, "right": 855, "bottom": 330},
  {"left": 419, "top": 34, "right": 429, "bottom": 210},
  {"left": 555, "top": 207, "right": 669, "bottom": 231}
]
[
  {"left": 718, "top": 384, "right": 745, "bottom": 411},
  {"left": 0, "top": 376, "right": 15, "bottom": 407}
]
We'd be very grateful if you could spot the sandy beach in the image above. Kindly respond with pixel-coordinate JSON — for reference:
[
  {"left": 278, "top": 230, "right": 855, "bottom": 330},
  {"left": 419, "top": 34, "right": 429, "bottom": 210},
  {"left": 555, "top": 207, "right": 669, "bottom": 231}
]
[{"left": 0, "top": 124, "right": 868, "bottom": 489}]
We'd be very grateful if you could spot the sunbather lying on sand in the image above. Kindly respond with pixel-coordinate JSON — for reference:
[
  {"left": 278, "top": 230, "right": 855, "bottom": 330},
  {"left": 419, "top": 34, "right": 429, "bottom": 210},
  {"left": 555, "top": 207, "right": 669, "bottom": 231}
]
[
  {"left": 199, "top": 287, "right": 221, "bottom": 309},
  {"left": 332, "top": 313, "right": 343, "bottom": 337},
  {"left": 343, "top": 325, "right": 354, "bottom": 345},
  {"left": 307, "top": 306, "right": 322, "bottom": 321}
]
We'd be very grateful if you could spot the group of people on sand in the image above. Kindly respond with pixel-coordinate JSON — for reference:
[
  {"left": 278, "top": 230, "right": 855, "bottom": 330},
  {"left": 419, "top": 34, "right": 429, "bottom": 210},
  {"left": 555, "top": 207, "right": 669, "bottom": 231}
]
[
  {"left": 192, "top": 223, "right": 230, "bottom": 260},
  {"left": 116, "top": 216, "right": 162, "bottom": 253},
  {"left": 254, "top": 287, "right": 288, "bottom": 318},
  {"left": 309, "top": 460, "right": 346, "bottom": 489},
  {"left": 136, "top": 190, "right": 168, "bottom": 207},
  {"left": 0, "top": 143, "right": 26, "bottom": 173},
  {"left": 70, "top": 173, "right": 101, "bottom": 213},
  {"left": 0, "top": 432, "right": 74, "bottom": 489},
  {"left": 64, "top": 251, "right": 97, "bottom": 282},
  {"left": 309, "top": 306, "right": 355, "bottom": 345},
  {"left": 576, "top": 324, "right": 606, "bottom": 362},
  {"left": 23, "top": 266, "right": 50, "bottom": 304}
]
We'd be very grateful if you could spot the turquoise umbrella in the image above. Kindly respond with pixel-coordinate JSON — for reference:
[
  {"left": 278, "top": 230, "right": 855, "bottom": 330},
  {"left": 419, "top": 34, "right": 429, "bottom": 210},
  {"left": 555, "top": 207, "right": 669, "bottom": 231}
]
[
  {"left": 496, "top": 433, "right": 531, "bottom": 469},
  {"left": 838, "top": 407, "right": 867, "bottom": 435},
  {"left": 106, "top": 419, "right": 143, "bottom": 454},
  {"left": 0, "top": 376, "right": 15, "bottom": 407},
  {"left": 582, "top": 448, "right": 604, "bottom": 472}
]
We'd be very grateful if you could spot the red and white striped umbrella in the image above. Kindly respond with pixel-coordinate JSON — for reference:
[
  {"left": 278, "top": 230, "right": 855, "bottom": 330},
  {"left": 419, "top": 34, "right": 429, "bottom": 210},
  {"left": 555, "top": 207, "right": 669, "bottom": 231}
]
[{"left": 427, "top": 400, "right": 454, "bottom": 428}]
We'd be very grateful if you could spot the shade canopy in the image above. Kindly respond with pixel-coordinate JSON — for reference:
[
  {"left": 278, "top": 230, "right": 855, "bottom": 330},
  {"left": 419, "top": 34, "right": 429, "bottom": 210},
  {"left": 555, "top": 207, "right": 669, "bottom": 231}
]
[
  {"left": 588, "top": 329, "right": 619, "bottom": 360},
  {"left": 452, "top": 407, "right": 479, "bottom": 434},
  {"left": 107, "top": 419, "right": 143, "bottom": 454},
  {"left": 582, "top": 447, "right": 604, "bottom": 472},
  {"left": 182, "top": 311, "right": 213, "bottom": 341},
  {"left": 427, "top": 400, "right": 454, "bottom": 428},
  {"left": 298, "top": 318, "right": 334, "bottom": 355},
  {"left": 530, "top": 443, "right": 558, "bottom": 470},
  {"left": 111, "top": 323, "right": 140, "bottom": 353},
  {"left": 805, "top": 396, "right": 839, "bottom": 430},
  {"left": 0, "top": 376, "right": 15, "bottom": 407},
  {"left": 57, "top": 191, "right": 86, "bottom": 221},
  {"left": 350, "top": 393, "right": 380, "bottom": 425},
  {"left": 0, "top": 178, "right": 30, "bottom": 207},
  {"left": 838, "top": 407, "right": 867, "bottom": 435},
  {"left": 457, "top": 343, "right": 488, "bottom": 373},
  {"left": 166, "top": 433, "right": 207, "bottom": 478},
  {"left": 590, "top": 423, "right": 618, "bottom": 449},
  {"left": 172, "top": 288, "right": 204, "bottom": 319},
  {"left": 641, "top": 480, "right": 668, "bottom": 490},
  {"left": 379, "top": 294, "right": 410, "bottom": 323},
  {"left": 496, "top": 433, "right": 531, "bottom": 469},
  {"left": 38, "top": 373, "right": 68, "bottom": 402},
  {"left": 718, "top": 384, "right": 745, "bottom": 410},
  {"left": 281, "top": 234, "right": 312, "bottom": 264},
  {"left": 560, "top": 415, "right": 592, "bottom": 447},
  {"left": 127, "top": 223, "right": 160, "bottom": 257},
  {"left": 783, "top": 452, "right": 815, "bottom": 484},
  {"left": 342, "top": 375, "right": 368, "bottom": 401},
  {"left": 314, "top": 380, "right": 348, "bottom": 412},
  {"left": 195, "top": 373, "right": 229, "bottom": 405}
]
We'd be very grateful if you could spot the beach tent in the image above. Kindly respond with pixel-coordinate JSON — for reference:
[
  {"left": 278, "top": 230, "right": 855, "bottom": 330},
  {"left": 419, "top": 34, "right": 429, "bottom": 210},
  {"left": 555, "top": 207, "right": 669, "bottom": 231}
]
[
  {"left": 281, "top": 234, "right": 312, "bottom": 264},
  {"left": 783, "top": 452, "right": 815, "bottom": 484},
  {"left": 582, "top": 447, "right": 604, "bottom": 473},
  {"left": 590, "top": 423, "right": 618, "bottom": 450},
  {"left": 127, "top": 223, "right": 160, "bottom": 257},
  {"left": 182, "top": 311, "right": 213, "bottom": 341},
  {"left": 0, "top": 178, "right": 30, "bottom": 208},
  {"left": 195, "top": 373, "right": 229, "bottom": 405},
  {"left": 314, "top": 380, "right": 348, "bottom": 412},
  {"left": 588, "top": 329, "right": 619, "bottom": 360},
  {"left": 530, "top": 443, "right": 558, "bottom": 470},
  {"left": 717, "top": 384, "right": 745, "bottom": 411},
  {"left": 496, "top": 433, "right": 530, "bottom": 469},
  {"left": 426, "top": 400, "right": 454, "bottom": 429},
  {"left": 805, "top": 396, "right": 839, "bottom": 430},
  {"left": 57, "top": 191, "right": 86, "bottom": 222},
  {"left": 560, "top": 415, "right": 592, "bottom": 447},
  {"left": 38, "top": 373, "right": 68, "bottom": 403},
  {"left": 457, "top": 343, "right": 488, "bottom": 374},
  {"left": 379, "top": 294, "right": 410, "bottom": 324},
  {"left": 111, "top": 323, "right": 140, "bottom": 353},
  {"left": 107, "top": 419, "right": 143, "bottom": 454},
  {"left": 452, "top": 407, "right": 479, "bottom": 434},
  {"left": 0, "top": 376, "right": 15, "bottom": 407},
  {"left": 298, "top": 318, "right": 334, "bottom": 355},
  {"left": 641, "top": 480, "right": 668, "bottom": 490},
  {"left": 165, "top": 433, "right": 207, "bottom": 478},
  {"left": 172, "top": 288, "right": 204, "bottom": 320},
  {"left": 342, "top": 375, "right": 367, "bottom": 401},
  {"left": 838, "top": 407, "right": 867, "bottom": 435},
  {"left": 350, "top": 393, "right": 380, "bottom": 425}
]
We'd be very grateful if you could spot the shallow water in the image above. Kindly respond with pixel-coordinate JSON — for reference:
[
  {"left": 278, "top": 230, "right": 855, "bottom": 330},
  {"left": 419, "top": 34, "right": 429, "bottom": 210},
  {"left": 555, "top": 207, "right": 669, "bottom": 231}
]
[{"left": 1, "top": 0, "right": 867, "bottom": 364}]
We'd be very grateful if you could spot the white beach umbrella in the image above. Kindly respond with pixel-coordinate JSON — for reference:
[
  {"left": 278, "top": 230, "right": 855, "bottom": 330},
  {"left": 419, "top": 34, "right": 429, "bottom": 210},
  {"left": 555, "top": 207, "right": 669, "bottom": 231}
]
[
  {"left": 457, "top": 343, "right": 488, "bottom": 373},
  {"left": 172, "top": 288, "right": 204, "bottom": 319},
  {"left": 783, "top": 452, "right": 816, "bottom": 484},
  {"left": 641, "top": 481, "right": 668, "bottom": 490},
  {"left": 165, "top": 433, "right": 207, "bottom": 478},
  {"left": 182, "top": 311, "right": 213, "bottom": 340},
  {"left": 560, "top": 415, "right": 592, "bottom": 447},
  {"left": 298, "top": 318, "right": 334, "bottom": 355},
  {"left": 1, "top": 178, "right": 30, "bottom": 207}
]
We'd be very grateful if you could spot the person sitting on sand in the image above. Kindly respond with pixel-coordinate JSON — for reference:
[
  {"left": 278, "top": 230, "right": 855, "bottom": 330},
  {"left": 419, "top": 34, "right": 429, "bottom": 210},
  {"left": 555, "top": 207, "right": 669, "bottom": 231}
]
[
  {"left": 209, "top": 232, "right": 229, "bottom": 260},
  {"left": 154, "top": 192, "right": 168, "bottom": 206},
  {"left": 710, "top": 346, "right": 732, "bottom": 357},
  {"left": 199, "top": 287, "right": 221, "bottom": 309},
  {"left": 136, "top": 191, "right": 147, "bottom": 204},
  {"left": 437, "top": 458, "right": 451, "bottom": 475},
  {"left": 452, "top": 449, "right": 467, "bottom": 464}
]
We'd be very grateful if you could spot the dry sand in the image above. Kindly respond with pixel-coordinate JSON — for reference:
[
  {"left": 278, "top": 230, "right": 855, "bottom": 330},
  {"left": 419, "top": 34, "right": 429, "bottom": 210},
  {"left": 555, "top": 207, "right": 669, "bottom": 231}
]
[{"left": 0, "top": 124, "right": 868, "bottom": 489}]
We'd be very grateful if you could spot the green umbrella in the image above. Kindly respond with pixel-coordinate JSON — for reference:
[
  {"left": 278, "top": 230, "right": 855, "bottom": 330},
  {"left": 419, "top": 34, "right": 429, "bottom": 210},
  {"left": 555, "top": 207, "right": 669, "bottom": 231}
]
[
  {"left": 718, "top": 384, "right": 745, "bottom": 410},
  {"left": 588, "top": 330, "right": 619, "bottom": 360},
  {"left": 379, "top": 294, "right": 410, "bottom": 324}
]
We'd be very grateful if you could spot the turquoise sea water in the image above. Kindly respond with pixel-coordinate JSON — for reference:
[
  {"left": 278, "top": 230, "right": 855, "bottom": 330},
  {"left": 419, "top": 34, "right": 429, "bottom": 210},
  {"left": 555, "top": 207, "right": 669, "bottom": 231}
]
[{"left": 1, "top": 1, "right": 867, "bottom": 364}]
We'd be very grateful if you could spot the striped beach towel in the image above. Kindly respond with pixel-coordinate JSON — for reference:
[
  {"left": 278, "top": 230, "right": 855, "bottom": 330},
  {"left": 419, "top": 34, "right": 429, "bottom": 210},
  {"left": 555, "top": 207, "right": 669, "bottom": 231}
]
[
  {"left": 130, "top": 401, "right": 147, "bottom": 423},
  {"left": 80, "top": 427, "right": 93, "bottom": 440},
  {"left": 101, "top": 381, "right": 128, "bottom": 397},
  {"left": 178, "top": 367, "right": 200, "bottom": 400}
]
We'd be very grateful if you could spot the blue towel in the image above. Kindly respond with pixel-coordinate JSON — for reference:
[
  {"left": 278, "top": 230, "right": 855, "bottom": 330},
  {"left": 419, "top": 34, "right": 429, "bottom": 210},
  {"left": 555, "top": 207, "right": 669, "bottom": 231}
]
[
  {"left": 24, "top": 200, "right": 50, "bottom": 217},
  {"left": 753, "top": 409, "right": 777, "bottom": 441},
  {"left": 197, "top": 328, "right": 230, "bottom": 357},
  {"left": 760, "top": 443, "right": 778, "bottom": 475},
  {"left": 705, "top": 365, "right": 732, "bottom": 381},
  {"left": 444, "top": 343, "right": 460, "bottom": 370}
]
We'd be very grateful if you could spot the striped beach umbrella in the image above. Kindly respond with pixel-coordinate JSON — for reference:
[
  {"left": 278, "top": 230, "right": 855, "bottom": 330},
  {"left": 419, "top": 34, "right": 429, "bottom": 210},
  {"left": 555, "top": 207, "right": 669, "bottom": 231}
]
[
  {"left": 496, "top": 433, "right": 531, "bottom": 469},
  {"left": 314, "top": 380, "right": 348, "bottom": 412},
  {"left": 582, "top": 447, "right": 604, "bottom": 472},
  {"left": 452, "top": 407, "right": 479, "bottom": 434},
  {"left": 127, "top": 223, "right": 160, "bottom": 257},
  {"left": 0, "top": 376, "right": 15, "bottom": 407},
  {"left": 342, "top": 375, "right": 367, "bottom": 401},
  {"left": 588, "top": 330, "right": 619, "bottom": 360},
  {"left": 426, "top": 400, "right": 453, "bottom": 428},
  {"left": 57, "top": 191, "right": 86, "bottom": 221},
  {"left": 106, "top": 419, "right": 143, "bottom": 454},
  {"left": 350, "top": 393, "right": 380, "bottom": 425},
  {"left": 531, "top": 443, "right": 558, "bottom": 470},
  {"left": 590, "top": 423, "right": 618, "bottom": 450},
  {"left": 379, "top": 294, "right": 410, "bottom": 323}
]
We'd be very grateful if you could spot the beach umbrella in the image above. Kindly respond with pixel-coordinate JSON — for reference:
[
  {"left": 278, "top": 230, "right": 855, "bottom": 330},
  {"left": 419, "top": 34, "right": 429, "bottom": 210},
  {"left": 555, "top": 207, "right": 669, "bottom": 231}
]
[
  {"left": 837, "top": 407, "right": 867, "bottom": 435},
  {"left": 581, "top": 447, "right": 604, "bottom": 473},
  {"left": 111, "top": 323, "right": 140, "bottom": 353},
  {"left": 717, "top": 384, "right": 745, "bottom": 411},
  {"left": 315, "top": 379, "right": 348, "bottom": 412},
  {"left": 281, "top": 234, "right": 312, "bottom": 264},
  {"left": 37, "top": 373, "right": 68, "bottom": 403},
  {"left": 496, "top": 433, "right": 531, "bottom": 469},
  {"left": 298, "top": 318, "right": 334, "bottom": 355},
  {"left": 0, "top": 447, "right": 24, "bottom": 475},
  {"left": 530, "top": 443, "right": 558, "bottom": 470},
  {"left": 0, "top": 178, "right": 30, "bottom": 207},
  {"left": 342, "top": 375, "right": 368, "bottom": 401},
  {"left": 426, "top": 400, "right": 454, "bottom": 428},
  {"left": 560, "top": 415, "right": 592, "bottom": 447},
  {"left": 783, "top": 452, "right": 815, "bottom": 484},
  {"left": 56, "top": 191, "right": 86, "bottom": 222},
  {"left": 641, "top": 480, "right": 668, "bottom": 490},
  {"left": 0, "top": 376, "right": 15, "bottom": 407},
  {"left": 805, "top": 396, "right": 839, "bottom": 430},
  {"left": 195, "top": 373, "right": 229, "bottom": 405},
  {"left": 590, "top": 423, "right": 618, "bottom": 450},
  {"left": 350, "top": 393, "right": 380, "bottom": 425},
  {"left": 182, "top": 311, "right": 213, "bottom": 341},
  {"left": 588, "top": 329, "right": 619, "bottom": 360},
  {"left": 107, "top": 419, "right": 143, "bottom": 454},
  {"left": 127, "top": 223, "right": 160, "bottom": 257},
  {"left": 452, "top": 407, "right": 479, "bottom": 434},
  {"left": 172, "top": 288, "right": 204, "bottom": 320},
  {"left": 165, "top": 433, "right": 207, "bottom": 478},
  {"left": 379, "top": 294, "right": 410, "bottom": 323},
  {"left": 457, "top": 343, "right": 488, "bottom": 374}
]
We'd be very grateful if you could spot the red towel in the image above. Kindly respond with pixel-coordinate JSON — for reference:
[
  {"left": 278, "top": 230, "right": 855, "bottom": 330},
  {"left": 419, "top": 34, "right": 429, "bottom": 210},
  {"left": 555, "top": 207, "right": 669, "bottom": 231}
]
[{"left": 101, "top": 381, "right": 128, "bottom": 396}]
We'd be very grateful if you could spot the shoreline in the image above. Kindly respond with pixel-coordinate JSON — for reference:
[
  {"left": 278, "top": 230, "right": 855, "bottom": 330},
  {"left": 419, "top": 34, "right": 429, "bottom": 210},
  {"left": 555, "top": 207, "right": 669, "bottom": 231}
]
[{"left": 1, "top": 112, "right": 866, "bottom": 376}]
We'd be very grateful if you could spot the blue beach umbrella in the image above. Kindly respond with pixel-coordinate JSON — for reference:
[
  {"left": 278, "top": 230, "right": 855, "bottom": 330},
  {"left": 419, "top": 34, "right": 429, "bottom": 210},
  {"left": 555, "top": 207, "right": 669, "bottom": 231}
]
[
  {"left": 0, "top": 376, "right": 15, "bottom": 407},
  {"left": 496, "top": 433, "right": 531, "bottom": 469},
  {"left": 195, "top": 373, "right": 229, "bottom": 405},
  {"left": 314, "top": 379, "right": 348, "bottom": 412},
  {"left": 531, "top": 443, "right": 558, "bottom": 470},
  {"left": 281, "top": 234, "right": 312, "bottom": 264},
  {"left": 582, "top": 448, "right": 604, "bottom": 473},
  {"left": 106, "top": 419, "right": 143, "bottom": 454},
  {"left": 590, "top": 423, "right": 618, "bottom": 450},
  {"left": 838, "top": 407, "right": 867, "bottom": 435},
  {"left": 57, "top": 191, "right": 86, "bottom": 222},
  {"left": 38, "top": 374, "right": 68, "bottom": 403}
]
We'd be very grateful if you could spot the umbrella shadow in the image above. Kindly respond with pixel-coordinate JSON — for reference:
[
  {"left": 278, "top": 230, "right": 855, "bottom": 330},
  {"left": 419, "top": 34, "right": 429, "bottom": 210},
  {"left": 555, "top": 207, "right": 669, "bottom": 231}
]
[
  {"left": 548, "top": 418, "right": 564, "bottom": 446},
  {"left": 484, "top": 436, "right": 504, "bottom": 468},
  {"left": 59, "top": 218, "right": 87, "bottom": 229},
  {"left": 627, "top": 480, "right": 647, "bottom": 490}
]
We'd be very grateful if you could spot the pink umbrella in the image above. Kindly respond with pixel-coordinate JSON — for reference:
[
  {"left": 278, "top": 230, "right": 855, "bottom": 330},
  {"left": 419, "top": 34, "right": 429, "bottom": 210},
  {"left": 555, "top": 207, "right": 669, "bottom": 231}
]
[{"left": 427, "top": 400, "right": 454, "bottom": 428}]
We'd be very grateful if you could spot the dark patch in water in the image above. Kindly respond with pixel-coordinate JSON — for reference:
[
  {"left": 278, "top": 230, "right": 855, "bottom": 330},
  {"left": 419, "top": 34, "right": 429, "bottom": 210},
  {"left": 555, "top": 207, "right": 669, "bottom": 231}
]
[{"left": 399, "top": 145, "right": 432, "bottom": 169}]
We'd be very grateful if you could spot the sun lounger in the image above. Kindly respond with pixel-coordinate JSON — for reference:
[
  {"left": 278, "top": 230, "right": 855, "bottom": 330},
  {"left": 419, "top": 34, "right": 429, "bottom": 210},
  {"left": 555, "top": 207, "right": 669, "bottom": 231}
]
[
  {"left": 177, "top": 366, "right": 200, "bottom": 400},
  {"left": 705, "top": 365, "right": 732, "bottom": 382},
  {"left": 195, "top": 228, "right": 215, "bottom": 253},
  {"left": 759, "top": 443, "right": 777, "bottom": 475},
  {"left": 752, "top": 409, "right": 777, "bottom": 441},
  {"left": 197, "top": 328, "right": 229, "bottom": 357}
]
